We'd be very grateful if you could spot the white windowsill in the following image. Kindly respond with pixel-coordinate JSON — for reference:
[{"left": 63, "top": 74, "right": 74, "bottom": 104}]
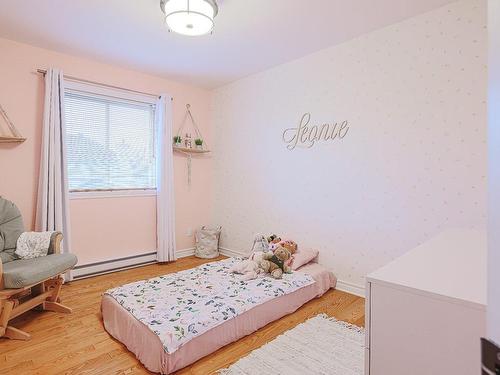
[{"left": 69, "top": 189, "right": 157, "bottom": 200}]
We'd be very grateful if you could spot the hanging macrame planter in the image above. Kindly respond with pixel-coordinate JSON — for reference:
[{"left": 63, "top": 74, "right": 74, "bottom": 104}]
[
  {"left": 173, "top": 104, "right": 210, "bottom": 187},
  {"left": 0, "top": 104, "right": 26, "bottom": 143}
]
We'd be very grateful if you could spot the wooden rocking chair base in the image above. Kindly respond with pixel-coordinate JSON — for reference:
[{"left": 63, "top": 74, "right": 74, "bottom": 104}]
[
  {"left": 43, "top": 301, "right": 72, "bottom": 314},
  {"left": 4, "top": 326, "right": 31, "bottom": 340},
  {"left": 0, "top": 273, "right": 72, "bottom": 341}
]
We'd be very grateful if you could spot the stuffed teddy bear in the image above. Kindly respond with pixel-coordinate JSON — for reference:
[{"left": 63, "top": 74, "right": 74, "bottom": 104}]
[
  {"left": 279, "top": 240, "right": 298, "bottom": 254},
  {"left": 278, "top": 240, "right": 298, "bottom": 269},
  {"left": 259, "top": 246, "right": 292, "bottom": 279},
  {"left": 230, "top": 259, "right": 262, "bottom": 281}
]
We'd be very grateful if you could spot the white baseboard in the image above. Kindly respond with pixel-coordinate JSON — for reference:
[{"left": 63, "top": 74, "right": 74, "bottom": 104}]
[
  {"left": 335, "top": 280, "right": 365, "bottom": 297},
  {"left": 72, "top": 247, "right": 196, "bottom": 280},
  {"left": 220, "top": 247, "right": 246, "bottom": 258},
  {"left": 177, "top": 247, "right": 195, "bottom": 258},
  {"left": 219, "top": 247, "right": 366, "bottom": 297},
  {"left": 73, "top": 251, "right": 157, "bottom": 280}
]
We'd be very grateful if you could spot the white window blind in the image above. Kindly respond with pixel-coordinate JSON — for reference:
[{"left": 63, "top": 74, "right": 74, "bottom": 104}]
[{"left": 64, "top": 89, "right": 156, "bottom": 192}]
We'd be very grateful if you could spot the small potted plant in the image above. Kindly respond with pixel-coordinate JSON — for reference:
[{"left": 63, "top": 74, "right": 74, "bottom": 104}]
[
  {"left": 194, "top": 138, "right": 203, "bottom": 150},
  {"left": 173, "top": 135, "right": 182, "bottom": 147}
]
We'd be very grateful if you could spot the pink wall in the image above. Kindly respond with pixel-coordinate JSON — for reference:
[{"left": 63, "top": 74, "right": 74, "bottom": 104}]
[{"left": 0, "top": 37, "right": 212, "bottom": 265}]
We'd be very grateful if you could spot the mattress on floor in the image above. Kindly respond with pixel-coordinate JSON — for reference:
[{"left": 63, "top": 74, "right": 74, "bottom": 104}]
[{"left": 101, "top": 260, "right": 336, "bottom": 374}]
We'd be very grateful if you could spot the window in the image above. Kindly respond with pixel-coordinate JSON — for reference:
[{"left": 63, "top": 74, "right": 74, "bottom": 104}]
[{"left": 64, "top": 81, "right": 157, "bottom": 195}]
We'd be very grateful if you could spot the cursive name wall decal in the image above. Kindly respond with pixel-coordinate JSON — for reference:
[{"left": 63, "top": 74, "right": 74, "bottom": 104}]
[{"left": 282, "top": 113, "right": 350, "bottom": 150}]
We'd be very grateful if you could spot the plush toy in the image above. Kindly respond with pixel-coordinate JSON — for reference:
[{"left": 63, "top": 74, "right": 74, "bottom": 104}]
[
  {"left": 249, "top": 251, "right": 266, "bottom": 263},
  {"left": 267, "top": 234, "right": 281, "bottom": 244},
  {"left": 278, "top": 240, "right": 298, "bottom": 269},
  {"left": 267, "top": 234, "right": 282, "bottom": 252},
  {"left": 230, "top": 259, "right": 262, "bottom": 281},
  {"left": 279, "top": 240, "right": 298, "bottom": 254},
  {"left": 259, "top": 246, "right": 292, "bottom": 279},
  {"left": 251, "top": 233, "right": 269, "bottom": 253},
  {"left": 268, "top": 242, "right": 279, "bottom": 252}
]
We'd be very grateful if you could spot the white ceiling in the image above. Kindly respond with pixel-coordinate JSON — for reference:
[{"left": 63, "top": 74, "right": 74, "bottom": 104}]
[{"left": 0, "top": 0, "right": 457, "bottom": 89}]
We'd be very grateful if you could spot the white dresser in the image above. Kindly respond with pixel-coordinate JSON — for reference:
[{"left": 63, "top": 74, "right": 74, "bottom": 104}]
[{"left": 365, "top": 229, "right": 487, "bottom": 375}]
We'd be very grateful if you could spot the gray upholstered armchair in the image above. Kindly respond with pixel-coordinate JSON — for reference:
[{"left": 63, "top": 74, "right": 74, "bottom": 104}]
[{"left": 0, "top": 197, "right": 77, "bottom": 340}]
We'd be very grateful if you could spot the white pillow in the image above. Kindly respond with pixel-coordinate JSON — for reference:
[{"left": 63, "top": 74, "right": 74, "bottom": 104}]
[{"left": 15, "top": 231, "right": 54, "bottom": 259}]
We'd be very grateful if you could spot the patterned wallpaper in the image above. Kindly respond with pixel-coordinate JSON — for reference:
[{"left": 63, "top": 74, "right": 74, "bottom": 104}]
[{"left": 210, "top": 0, "right": 487, "bottom": 288}]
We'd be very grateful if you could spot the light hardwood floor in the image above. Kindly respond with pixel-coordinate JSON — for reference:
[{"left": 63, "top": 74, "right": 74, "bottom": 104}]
[{"left": 0, "top": 256, "right": 365, "bottom": 374}]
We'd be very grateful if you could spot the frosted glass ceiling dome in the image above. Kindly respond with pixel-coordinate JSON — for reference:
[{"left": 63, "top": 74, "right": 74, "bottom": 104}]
[{"left": 160, "top": 0, "right": 218, "bottom": 36}]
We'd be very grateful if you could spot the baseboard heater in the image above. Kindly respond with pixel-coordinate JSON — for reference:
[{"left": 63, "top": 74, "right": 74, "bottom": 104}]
[{"left": 72, "top": 252, "right": 157, "bottom": 280}]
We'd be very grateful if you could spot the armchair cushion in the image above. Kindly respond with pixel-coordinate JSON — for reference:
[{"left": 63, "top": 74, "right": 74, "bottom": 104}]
[
  {"left": 2, "top": 253, "right": 78, "bottom": 289},
  {"left": 0, "top": 198, "right": 25, "bottom": 264}
]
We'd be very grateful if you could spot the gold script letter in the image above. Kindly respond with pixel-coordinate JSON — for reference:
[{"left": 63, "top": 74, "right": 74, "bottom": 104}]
[
  {"left": 282, "top": 113, "right": 311, "bottom": 150},
  {"left": 339, "top": 120, "right": 349, "bottom": 138}
]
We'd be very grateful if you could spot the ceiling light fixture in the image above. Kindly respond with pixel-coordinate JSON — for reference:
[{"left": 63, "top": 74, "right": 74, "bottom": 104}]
[{"left": 160, "top": 0, "right": 218, "bottom": 37}]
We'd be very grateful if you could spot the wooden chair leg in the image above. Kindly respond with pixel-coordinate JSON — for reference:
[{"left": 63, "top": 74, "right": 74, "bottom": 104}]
[
  {"left": 46, "top": 276, "right": 63, "bottom": 302},
  {"left": 4, "top": 326, "right": 30, "bottom": 340},
  {"left": 43, "top": 301, "right": 72, "bottom": 314},
  {"left": 42, "top": 276, "right": 71, "bottom": 314},
  {"left": 0, "top": 300, "right": 14, "bottom": 337}
]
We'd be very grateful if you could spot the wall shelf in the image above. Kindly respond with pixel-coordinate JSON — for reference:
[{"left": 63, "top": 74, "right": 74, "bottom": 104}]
[
  {"left": 0, "top": 136, "right": 26, "bottom": 143},
  {"left": 173, "top": 146, "right": 210, "bottom": 154},
  {"left": 173, "top": 104, "right": 210, "bottom": 187},
  {"left": 0, "top": 104, "right": 25, "bottom": 144}
]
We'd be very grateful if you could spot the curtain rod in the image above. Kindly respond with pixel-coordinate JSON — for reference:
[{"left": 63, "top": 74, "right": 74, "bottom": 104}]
[{"left": 36, "top": 69, "right": 165, "bottom": 100}]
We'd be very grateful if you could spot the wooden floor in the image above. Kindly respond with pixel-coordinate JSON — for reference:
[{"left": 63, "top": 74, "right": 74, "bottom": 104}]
[{"left": 0, "top": 256, "right": 365, "bottom": 375}]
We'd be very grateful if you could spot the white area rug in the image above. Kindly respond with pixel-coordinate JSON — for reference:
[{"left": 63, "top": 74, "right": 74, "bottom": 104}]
[{"left": 218, "top": 314, "right": 365, "bottom": 375}]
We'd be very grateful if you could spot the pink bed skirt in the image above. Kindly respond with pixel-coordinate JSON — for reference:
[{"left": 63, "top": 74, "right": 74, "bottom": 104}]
[{"left": 101, "top": 262, "right": 336, "bottom": 374}]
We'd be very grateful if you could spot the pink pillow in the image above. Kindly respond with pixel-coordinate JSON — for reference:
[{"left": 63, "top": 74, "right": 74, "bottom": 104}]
[{"left": 291, "top": 248, "right": 319, "bottom": 270}]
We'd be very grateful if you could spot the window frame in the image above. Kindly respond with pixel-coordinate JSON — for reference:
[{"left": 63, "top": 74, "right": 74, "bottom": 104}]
[{"left": 63, "top": 79, "right": 158, "bottom": 199}]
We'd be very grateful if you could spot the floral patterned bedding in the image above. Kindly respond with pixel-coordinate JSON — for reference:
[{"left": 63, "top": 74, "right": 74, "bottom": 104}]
[{"left": 104, "top": 257, "right": 315, "bottom": 354}]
